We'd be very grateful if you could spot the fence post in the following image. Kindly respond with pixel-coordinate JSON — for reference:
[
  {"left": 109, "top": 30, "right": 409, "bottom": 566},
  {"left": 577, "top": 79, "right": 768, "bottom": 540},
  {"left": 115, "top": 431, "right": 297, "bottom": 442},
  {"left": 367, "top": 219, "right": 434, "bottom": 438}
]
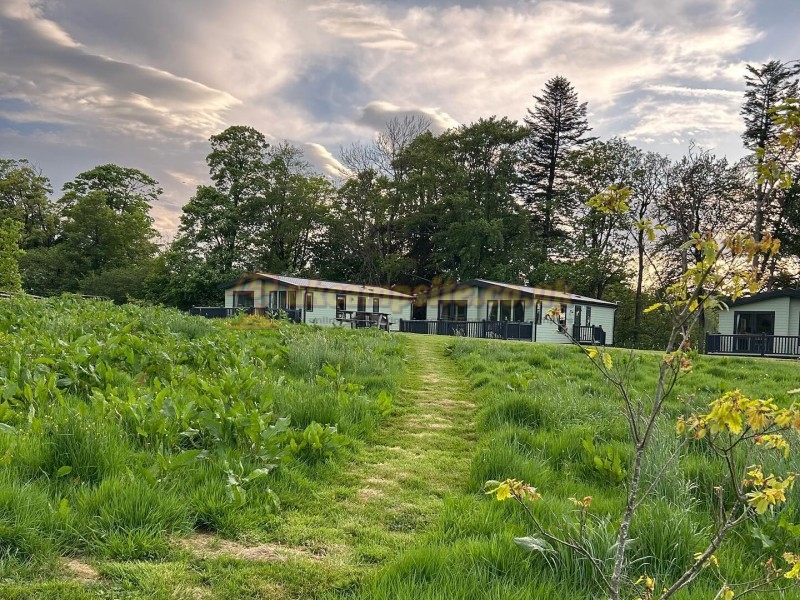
[{"left": 761, "top": 332, "right": 766, "bottom": 357}]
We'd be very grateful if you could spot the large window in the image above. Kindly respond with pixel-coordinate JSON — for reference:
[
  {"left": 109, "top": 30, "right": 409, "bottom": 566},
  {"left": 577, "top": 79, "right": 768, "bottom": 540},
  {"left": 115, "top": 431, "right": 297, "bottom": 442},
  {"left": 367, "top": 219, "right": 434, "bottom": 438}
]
[
  {"left": 305, "top": 292, "right": 314, "bottom": 312},
  {"left": 487, "top": 300, "right": 524, "bottom": 321},
  {"left": 277, "top": 290, "right": 287, "bottom": 309},
  {"left": 233, "top": 291, "right": 254, "bottom": 308},
  {"left": 336, "top": 294, "right": 346, "bottom": 317},
  {"left": 734, "top": 311, "right": 774, "bottom": 335},
  {"left": 439, "top": 300, "right": 467, "bottom": 321},
  {"left": 373, "top": 297, "right": 380, "bottom": 313},
  {"left": 535, "top": 301, "right": 543, "bottom": 325},
  {"left": 574, "top": 305, "right": 582, "bottom": 326},
  {"left": 288, "top": 291, "right": 297, "bottom": 310},
  {"left": 585, "top": 306, "right": 591, "bottom": 326}
]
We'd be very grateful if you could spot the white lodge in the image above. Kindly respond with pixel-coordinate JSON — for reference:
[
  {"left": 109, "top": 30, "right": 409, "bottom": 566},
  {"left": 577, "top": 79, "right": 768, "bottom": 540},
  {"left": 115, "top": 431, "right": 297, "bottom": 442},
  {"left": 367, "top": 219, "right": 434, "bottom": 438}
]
[
  {"left": 414, "top": 279, "right": 618, "bottom": 345},
  {"left": 223, "top": 272, "right": 413, "bottom": 331}
]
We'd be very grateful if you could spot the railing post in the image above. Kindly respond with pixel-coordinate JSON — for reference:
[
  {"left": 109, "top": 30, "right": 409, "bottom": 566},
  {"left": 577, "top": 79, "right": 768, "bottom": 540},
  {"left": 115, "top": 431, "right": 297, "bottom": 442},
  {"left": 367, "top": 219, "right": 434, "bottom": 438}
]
[{"left": 761, "top": 332, "right": 766, "bottom": 357}]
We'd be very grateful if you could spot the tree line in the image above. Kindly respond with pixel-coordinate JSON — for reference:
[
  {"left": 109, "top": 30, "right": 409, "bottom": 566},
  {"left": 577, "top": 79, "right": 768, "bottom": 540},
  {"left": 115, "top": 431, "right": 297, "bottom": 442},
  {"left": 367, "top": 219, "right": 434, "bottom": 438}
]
[{"left": 1, "top": 60, "right": 798, "bottom": 347}]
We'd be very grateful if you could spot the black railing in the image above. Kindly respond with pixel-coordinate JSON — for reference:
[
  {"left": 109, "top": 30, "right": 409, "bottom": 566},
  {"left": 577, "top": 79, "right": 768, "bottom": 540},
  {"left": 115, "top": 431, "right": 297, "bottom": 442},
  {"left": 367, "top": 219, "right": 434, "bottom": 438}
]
[
  {"left": 399, "top": 320, "right": 534, "bottom": 341},
  {"left": 190, "top": 307, "right": 302, "bottom": 323},
  {"left": 573, "top": 325, "right": 607, "bottom": 346},
  {"left": 706, "top": 333, "right": 800, "bottom": 358}
]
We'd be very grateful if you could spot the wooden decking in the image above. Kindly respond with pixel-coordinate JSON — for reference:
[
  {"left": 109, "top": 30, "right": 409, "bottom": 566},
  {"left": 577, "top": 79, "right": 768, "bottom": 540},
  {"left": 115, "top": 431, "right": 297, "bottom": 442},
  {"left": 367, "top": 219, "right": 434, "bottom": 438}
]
[{"left": 706, "top": 333, "right": 800, "bottom": 358}]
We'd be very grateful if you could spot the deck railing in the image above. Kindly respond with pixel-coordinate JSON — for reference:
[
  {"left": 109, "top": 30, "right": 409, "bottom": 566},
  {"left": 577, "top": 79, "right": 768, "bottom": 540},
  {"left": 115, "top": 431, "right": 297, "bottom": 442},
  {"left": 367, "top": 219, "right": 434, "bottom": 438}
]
[
  {"left": 705, "top": 333, "right": 800, "bottom": 358},
  {"left": 190, "top": 306, "right": 302, "bottom": 323},
  {"left": 572, "top": 324, "right": 607, "bottom": 346},
  {"left": 399, "top": 320, "right": 535, "bottom": 341}
]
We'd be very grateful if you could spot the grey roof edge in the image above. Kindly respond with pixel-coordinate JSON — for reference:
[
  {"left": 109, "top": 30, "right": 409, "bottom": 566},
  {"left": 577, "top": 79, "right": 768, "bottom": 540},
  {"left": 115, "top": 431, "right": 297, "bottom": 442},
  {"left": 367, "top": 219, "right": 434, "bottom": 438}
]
[
  {"left": 424, "top": 278, "right": 618, "bottom": 307},
  {"left": 219, "top": 272, "right": 414, "bottom": 299},
  {"left": 725, "top": 289, "right": 800, "bottom": 308}
]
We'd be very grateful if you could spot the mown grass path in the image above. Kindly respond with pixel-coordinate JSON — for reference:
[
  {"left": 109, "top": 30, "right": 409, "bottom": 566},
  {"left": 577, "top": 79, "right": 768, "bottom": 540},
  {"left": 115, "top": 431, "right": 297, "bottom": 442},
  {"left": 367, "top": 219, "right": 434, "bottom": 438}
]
[{"left": 249, "top": 334, "right": 478, "bottom": 599}]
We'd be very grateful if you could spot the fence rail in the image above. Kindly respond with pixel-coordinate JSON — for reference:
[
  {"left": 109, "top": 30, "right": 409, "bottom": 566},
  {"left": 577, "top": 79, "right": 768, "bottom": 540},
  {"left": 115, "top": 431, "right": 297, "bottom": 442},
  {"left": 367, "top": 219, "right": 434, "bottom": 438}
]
[
  {"left": 572, "top": 324, "right": 607, "bottom": 346},
  {"left": 399, "top": 320, "right": 535, "bottom": 341},
  {"left": 190, "top": 306, "right": 302, "bottom": 323},
  {"left": 705, "top": 333, "right": 800, "bottom": 358}
]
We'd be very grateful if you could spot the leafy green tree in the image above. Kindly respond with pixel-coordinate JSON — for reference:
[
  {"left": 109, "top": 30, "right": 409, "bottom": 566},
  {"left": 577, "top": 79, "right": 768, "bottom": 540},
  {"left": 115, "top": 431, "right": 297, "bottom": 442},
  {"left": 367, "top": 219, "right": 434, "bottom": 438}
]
[
  {"left": 320, "top": 117, "right": 433, "bottom": 285},
  {"left": 519, "top": 76, "right": 593, "bottom": 257},
  {"left": 0, "top": 159, "right": 56, "bottom": 249},
  {"left": 549, "top": 138, "right": 637, "bottom": 298},
  {"left": 430, "top": 117, "right": 529, "bottom": 281},
  {"left": 168, "top": 126, "right": 331, "bottom": 306},
  {"left": 316, "top": 168, "right": 399, "bottom": 284},
  {"left": 0, "top": 218, "right": 24, "bottom": 293},
  {"left": 250, "top": 143, "right": 333, "bottom": 274},
  {"left": 56, "top": 166, "right": 161, "bottom": 298}
]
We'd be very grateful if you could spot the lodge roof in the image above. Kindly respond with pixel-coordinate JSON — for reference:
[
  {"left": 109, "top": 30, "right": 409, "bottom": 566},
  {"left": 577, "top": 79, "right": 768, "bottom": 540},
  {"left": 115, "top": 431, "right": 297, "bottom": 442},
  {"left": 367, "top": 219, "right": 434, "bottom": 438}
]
[
  {"left": 221, "top": 272, "right": 414, "bottom": 299},
  {"left": 426, "top": 278, "right": 618, "bottom": 308},
  {"left": 726, "top": 289, "right": 800, "bottom": 308}
]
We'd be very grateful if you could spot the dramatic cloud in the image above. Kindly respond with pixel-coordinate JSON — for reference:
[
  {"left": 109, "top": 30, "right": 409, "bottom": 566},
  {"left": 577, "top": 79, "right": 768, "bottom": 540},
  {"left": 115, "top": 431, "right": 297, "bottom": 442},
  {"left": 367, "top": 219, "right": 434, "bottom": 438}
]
[
  {"left": 357, "top": 101, "right": 459, "bottom": 133},
  {"left": 0, "top": 0, "right": 794, "bottom": 234}
]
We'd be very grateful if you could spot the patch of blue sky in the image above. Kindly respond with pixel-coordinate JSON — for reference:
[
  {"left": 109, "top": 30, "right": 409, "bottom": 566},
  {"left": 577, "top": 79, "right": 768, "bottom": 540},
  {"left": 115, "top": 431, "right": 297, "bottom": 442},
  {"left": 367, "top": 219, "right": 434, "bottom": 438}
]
[{"left": 279, "top": 59, "right": 368, "bottom": 121}]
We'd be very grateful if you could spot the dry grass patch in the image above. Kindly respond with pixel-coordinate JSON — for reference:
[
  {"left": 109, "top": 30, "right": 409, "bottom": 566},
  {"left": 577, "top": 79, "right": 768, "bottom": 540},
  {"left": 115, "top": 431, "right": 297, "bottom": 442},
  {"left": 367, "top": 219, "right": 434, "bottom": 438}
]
[
  {"left": 176, "top": 533, "right": 317, "bottom": 562},
  {"left": 62, "top": 558, "right": 101, "bottom": 583}
]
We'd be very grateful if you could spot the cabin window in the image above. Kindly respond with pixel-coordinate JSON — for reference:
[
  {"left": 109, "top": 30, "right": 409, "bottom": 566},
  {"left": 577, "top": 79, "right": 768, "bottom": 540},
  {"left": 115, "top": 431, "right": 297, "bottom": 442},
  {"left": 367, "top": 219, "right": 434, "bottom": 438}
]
[
  {"left": 357, "top": 296, "right": 367, "bottom": 312},
  {"left": 439, "top": 300, "right": 467, "bottom": 321},
  {"left": 269, "top": 291, "right": 277, "bottom": 308},
  {"left": 499, "top": 300, "right": 512, "bottom": 322},
  {"left": 336, "top": 294, "right": 346, "bottom": 317},
  {"left": 373, "top": 297, "right": 380, "bottom": 313},
  {"left": 535, "top": 301, "right": 542, "bottom": 325},
  {"left": 305, "top": 292, "right": 314, "bottom": 312},
  {"left": 412, "top": 300, "right": 427, "bottom": 320},
  {"left": 233, "top": 291, "right": 254, "bottom": 308},
  {"left": 734, "top": 311, "right": 774, "bottom": 335},
  {"left": 574, "top": 305, "right": 582, "bottom": 326},
  {"left": 513, "top": 301, "right": 525, "bottom": 322},
  {"left": 288, "top": 291, "right": 297, "bottom": 310},
  {"left": 487, "top": 301, "right": 498, "bottom": 321},
  {"left": 585, "top": 306, "right": 591, "bottom": 326},
  {"left": 277, "top": 291, "right": 287, "bottom": 309}
]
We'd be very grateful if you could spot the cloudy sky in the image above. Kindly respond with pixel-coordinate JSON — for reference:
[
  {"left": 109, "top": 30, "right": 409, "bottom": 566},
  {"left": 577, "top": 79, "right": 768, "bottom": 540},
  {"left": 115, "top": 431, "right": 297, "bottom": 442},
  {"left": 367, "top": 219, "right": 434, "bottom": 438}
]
[{"left": 1, "top": 0, "right": 797, "bottom": 235}]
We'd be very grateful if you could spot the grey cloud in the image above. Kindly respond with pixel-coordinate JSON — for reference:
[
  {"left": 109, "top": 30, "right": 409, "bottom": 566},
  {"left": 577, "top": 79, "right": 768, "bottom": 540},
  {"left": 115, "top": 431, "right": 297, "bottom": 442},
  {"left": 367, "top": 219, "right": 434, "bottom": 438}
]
[
  {"left": 0, "top": 1, "right": 239, "bottom": 138},
  {"left": 357, "top": 101, "right": 459, "bottom": 133}
]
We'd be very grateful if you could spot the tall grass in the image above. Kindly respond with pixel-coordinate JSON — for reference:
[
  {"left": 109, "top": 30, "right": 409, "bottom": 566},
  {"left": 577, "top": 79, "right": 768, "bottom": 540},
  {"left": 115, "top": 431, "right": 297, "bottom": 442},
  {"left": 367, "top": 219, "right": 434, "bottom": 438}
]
[
  {"left": 0, "top": 296, "right": 406, "bottom": 577},
  {"left": 363, "top": 338, "right": 800, "bottom": 599}
]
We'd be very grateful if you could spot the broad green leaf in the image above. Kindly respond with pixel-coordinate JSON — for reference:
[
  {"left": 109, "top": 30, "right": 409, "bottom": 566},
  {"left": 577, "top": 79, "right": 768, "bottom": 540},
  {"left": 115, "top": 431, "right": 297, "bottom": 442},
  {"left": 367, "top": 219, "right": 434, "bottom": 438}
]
[{"left": 514, "top": 536, "right": 551, "bottom": 553}]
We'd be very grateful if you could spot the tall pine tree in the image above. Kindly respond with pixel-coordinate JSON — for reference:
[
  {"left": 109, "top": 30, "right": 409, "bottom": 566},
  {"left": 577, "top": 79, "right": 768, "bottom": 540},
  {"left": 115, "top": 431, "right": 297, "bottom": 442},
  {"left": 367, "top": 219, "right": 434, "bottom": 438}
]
[
  {"left": 519, "top": 76, "right": 592, "bottom": 261},
  {"left": 741, "top": 60, "right": 800, "bottom": 285}
]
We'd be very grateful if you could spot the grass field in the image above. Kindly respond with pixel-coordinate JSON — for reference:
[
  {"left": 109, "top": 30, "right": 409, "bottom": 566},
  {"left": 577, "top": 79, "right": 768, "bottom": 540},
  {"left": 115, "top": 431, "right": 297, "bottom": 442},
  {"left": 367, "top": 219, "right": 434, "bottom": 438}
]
[{"left": 1, "top": 297, "right": 799, "bottom": 598}]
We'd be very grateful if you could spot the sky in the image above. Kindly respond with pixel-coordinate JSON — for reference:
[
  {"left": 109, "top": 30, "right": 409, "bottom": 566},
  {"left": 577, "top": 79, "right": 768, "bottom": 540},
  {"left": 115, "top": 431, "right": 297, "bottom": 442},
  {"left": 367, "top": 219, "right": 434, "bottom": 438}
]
[{"left": 1, "top": 0, "right": 798, "bottom": 236}]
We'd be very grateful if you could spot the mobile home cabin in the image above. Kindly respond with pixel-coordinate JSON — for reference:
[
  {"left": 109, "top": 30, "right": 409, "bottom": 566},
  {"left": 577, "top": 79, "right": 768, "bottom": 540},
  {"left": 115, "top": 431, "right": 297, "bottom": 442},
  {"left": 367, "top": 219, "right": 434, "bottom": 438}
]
[{"left": 218, "top": 272, "right": 413, "bottom": 331}]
